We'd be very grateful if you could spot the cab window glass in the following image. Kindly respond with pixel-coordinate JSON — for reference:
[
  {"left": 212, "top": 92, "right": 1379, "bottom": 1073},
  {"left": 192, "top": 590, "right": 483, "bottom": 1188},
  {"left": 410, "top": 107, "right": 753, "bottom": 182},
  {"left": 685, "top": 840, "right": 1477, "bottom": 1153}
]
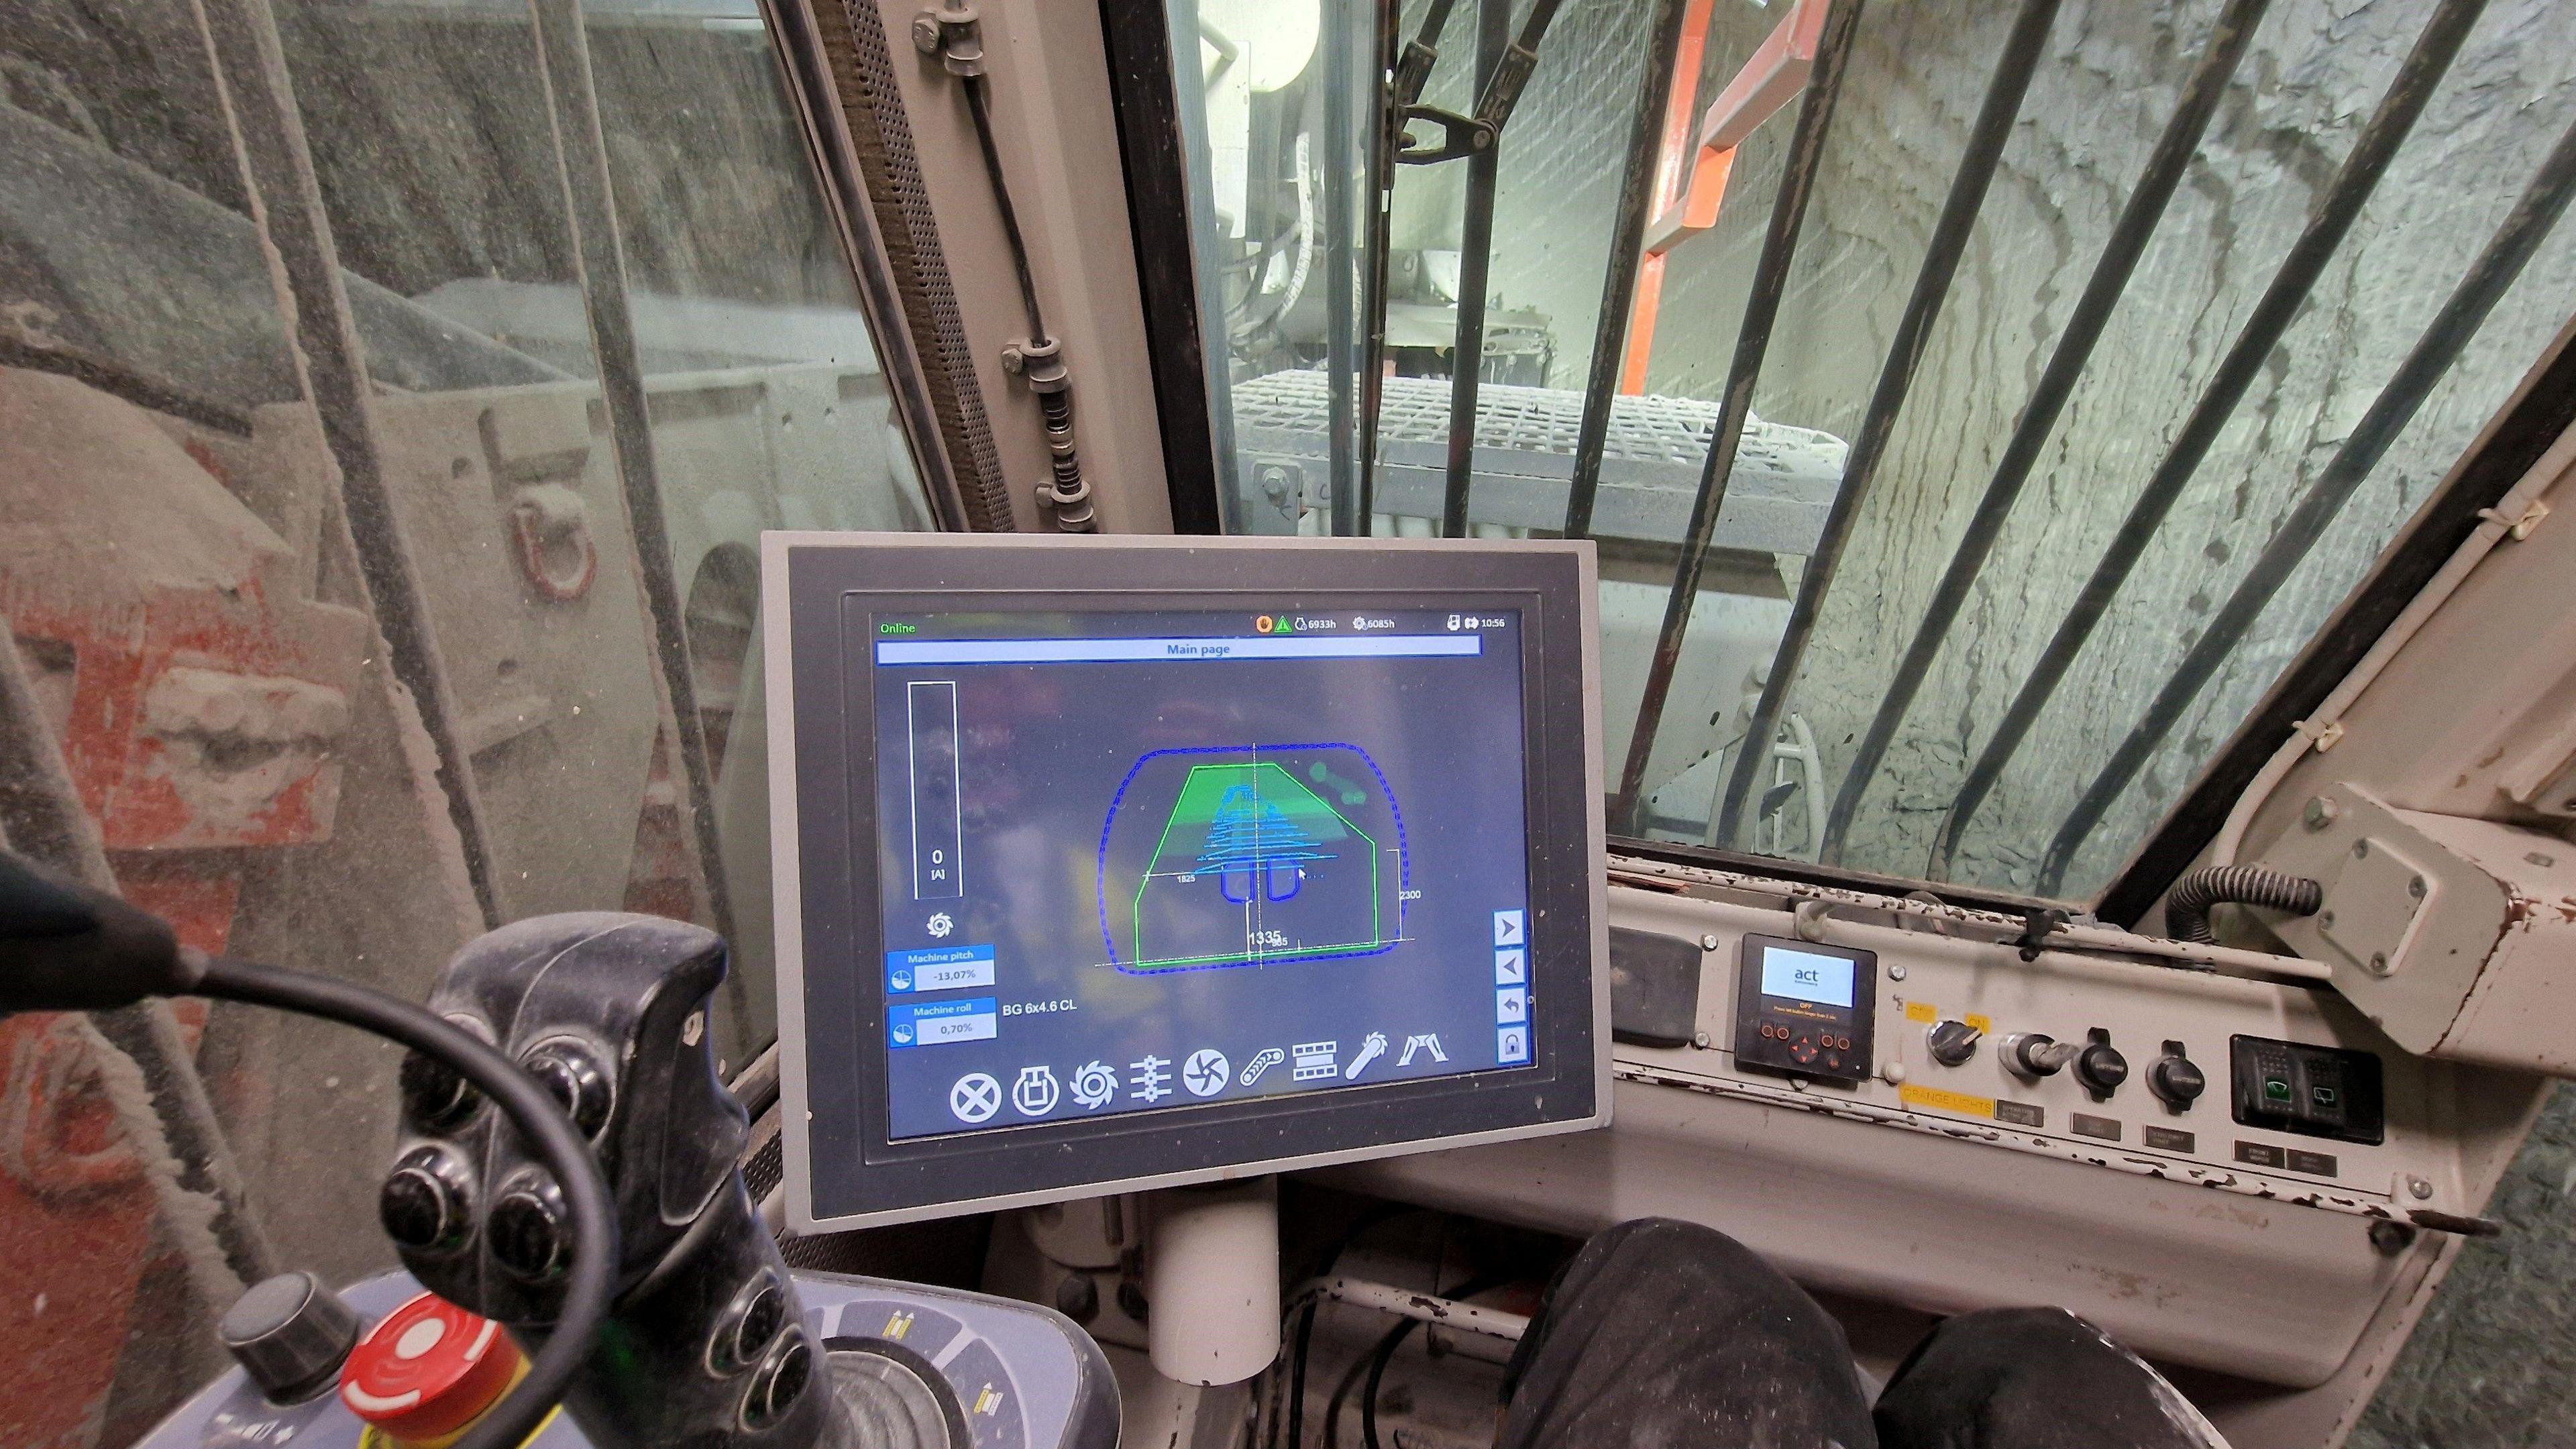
[
  {"left": 0, "top": 1, "right": 916, "bottom": 1436},
  {"left": 1179, "top": 0, "right": 2576, "bottom": 904}
]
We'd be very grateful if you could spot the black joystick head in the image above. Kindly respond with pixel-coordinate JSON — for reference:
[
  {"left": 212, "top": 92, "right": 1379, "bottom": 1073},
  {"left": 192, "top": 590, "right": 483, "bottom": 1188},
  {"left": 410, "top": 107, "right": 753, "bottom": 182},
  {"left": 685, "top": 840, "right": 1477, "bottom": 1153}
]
[{"left": 378, "top": 913, "right": 830, "bottom": 1449}]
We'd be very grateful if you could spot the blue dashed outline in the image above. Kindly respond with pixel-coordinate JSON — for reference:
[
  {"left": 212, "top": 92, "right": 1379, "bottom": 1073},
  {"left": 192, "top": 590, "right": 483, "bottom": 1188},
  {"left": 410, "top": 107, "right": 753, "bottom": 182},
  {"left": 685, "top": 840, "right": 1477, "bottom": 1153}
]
[{"left": 1097, "top": 743, "right": 1410, "bottom": 975}]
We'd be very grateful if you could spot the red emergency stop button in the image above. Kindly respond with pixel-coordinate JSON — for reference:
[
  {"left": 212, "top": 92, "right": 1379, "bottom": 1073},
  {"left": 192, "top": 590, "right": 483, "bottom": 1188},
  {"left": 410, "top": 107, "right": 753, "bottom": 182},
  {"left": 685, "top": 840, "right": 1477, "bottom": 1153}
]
[{"left": 339, "top": 1292, "right": 524, "bottom": 1444}]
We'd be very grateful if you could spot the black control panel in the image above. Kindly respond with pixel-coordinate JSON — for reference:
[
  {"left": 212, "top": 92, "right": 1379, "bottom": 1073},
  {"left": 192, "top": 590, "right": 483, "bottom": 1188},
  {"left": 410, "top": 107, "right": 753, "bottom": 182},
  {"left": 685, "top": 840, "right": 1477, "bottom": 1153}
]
[
  {"left": 2230, "top": 1034, "right": 2385, "bottom": 1146},
  {"left": 1733, "top": 934, "right": 1875, "bottom": 1084}
]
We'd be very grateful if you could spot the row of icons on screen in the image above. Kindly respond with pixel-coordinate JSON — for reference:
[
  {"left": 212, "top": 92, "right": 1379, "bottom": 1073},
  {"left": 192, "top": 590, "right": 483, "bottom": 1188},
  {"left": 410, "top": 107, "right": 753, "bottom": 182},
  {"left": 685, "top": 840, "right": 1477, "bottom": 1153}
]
[{"left": 943, "top": 1034, "right": 1456, "bottom": 1124}]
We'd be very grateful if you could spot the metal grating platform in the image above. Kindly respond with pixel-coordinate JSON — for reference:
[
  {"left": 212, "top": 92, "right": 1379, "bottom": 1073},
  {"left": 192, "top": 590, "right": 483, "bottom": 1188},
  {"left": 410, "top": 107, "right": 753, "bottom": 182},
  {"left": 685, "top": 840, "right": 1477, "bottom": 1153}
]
[{"left": 1229, "top": 371, "right": 1849, "bottom": 548}]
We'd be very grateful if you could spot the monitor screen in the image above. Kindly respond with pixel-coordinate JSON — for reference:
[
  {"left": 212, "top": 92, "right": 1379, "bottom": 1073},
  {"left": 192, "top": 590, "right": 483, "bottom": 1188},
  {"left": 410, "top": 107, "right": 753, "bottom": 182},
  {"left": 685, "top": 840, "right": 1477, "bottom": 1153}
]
[
  {"left": 871, "top": 607, "right": 1530, "bottom": 1140},
  {"left": 1759, "top": 945, "right": 1856, "bottom": 1010},
  {"left": 769, "top": 536, "right": 1605, "bottom": 1228}
]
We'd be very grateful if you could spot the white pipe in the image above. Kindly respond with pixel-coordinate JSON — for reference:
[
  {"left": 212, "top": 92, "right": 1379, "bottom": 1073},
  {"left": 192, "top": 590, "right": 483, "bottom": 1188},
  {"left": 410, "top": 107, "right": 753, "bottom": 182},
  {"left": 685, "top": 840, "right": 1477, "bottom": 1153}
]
[
  {"left": 1287, "top": 1275, "right": 1531, "bottom": 1342},
  {"left": 1147, "top": 1179, "right": 1280, "bottom": 1385}
]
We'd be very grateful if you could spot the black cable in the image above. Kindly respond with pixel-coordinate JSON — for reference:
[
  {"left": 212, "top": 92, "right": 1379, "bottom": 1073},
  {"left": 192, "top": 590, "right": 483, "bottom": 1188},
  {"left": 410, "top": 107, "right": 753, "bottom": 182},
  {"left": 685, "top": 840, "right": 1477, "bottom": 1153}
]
[
  {"left": 2159, "top": 865, "right": 2321, "bottom": 945},
  {"left": 959, "top": 74, "right": 1049, "bottom": 343},
  {"left": 192, "top": 951, "right": 619, "bottom": 1449},
  {"left": 1361, "top": 1270, "right": 1513, "bottom": 1449}
]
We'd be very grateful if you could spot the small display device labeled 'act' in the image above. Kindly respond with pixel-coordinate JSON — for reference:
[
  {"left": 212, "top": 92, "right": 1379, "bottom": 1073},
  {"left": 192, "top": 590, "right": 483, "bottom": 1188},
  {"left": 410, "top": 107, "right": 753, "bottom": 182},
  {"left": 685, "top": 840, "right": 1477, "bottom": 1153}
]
[{"left": 1733, "top": 934, "right": 1876, "bottom": 1084}]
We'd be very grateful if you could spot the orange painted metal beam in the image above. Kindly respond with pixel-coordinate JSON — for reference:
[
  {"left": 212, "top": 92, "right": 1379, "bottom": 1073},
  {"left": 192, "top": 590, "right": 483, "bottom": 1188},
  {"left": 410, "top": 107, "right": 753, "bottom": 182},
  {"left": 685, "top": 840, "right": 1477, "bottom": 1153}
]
[{"left": 1620, "top": 0, "right": 1831, "bottom": 393}]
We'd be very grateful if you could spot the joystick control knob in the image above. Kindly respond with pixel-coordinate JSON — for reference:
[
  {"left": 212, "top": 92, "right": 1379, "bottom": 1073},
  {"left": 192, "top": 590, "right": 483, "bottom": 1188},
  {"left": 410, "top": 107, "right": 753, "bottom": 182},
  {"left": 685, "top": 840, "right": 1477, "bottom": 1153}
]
[
  {"left": 398, "top": 1049, "right": 480, "bottom": 1131},
  {"left": 488, "top": 1175, "right": 570, "bottom": 1280},
  {"left": 2149, "top": 1051, "right": 2207, "bottom": 1108},
  {"left": 1927, "top": 1020, "right": 1981, "bottom": 1067},
  {"left": 380, "top": 1148, "right": 473, "bottom": 1254},
  {"left": 219, "top": 1271, "right": 361, "bottom": 1403},
  {"left": 523, "top": 1042, "right": 612, "bottom": 1138}
]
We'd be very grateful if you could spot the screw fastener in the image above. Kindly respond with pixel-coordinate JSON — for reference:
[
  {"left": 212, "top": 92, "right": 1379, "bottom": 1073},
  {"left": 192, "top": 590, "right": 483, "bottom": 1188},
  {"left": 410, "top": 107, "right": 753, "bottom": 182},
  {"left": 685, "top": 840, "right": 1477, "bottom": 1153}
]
[{"left": 2407, "top": 1176, "right": 2434, "bottom": 1200}]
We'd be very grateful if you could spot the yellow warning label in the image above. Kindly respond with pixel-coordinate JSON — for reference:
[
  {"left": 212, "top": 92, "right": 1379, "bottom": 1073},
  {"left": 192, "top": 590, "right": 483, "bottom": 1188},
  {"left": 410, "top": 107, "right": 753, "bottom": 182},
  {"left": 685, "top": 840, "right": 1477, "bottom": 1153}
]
[
  {"left": 975, "top": 1385, "right": 1005, "bottom": 1417},
  {"left": 1903, "top": 1000, "right": 1937, "bottom": 1024},
  {"left": 1964, "top": 1013, "right": 1994, "bottom": 1034},
  {"left": 883, "top": 1310, "right": 914, "bottom": 1340},
  {"left": 1900, "top": 1083, "right": 1996, "bottom": 1120}
]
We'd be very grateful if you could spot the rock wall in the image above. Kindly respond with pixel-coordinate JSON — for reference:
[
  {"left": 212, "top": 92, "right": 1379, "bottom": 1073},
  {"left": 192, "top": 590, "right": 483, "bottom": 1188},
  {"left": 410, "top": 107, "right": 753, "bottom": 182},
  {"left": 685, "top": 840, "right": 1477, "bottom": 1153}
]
[
  {"left": 1477, "top": 0, "right": 2576, "bottom": 1436},
  {"left": 1489, "top": 0, "right": 2576, "bottom": 902}
]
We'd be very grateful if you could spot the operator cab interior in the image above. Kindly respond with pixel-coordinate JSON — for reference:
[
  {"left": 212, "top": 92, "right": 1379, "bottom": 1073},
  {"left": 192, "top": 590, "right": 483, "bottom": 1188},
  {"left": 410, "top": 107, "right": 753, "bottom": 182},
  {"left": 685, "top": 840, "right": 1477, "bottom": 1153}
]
[{"left": 3, "top": 1, "right": 2575, "bottom": 1447}]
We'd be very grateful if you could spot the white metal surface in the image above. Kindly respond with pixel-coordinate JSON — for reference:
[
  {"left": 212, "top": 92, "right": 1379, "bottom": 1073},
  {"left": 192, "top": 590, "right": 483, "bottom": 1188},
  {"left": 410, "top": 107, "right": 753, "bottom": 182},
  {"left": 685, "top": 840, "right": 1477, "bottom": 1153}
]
[{"left": 1329, "top": 881, "right": 2481, "bottom": 1388}]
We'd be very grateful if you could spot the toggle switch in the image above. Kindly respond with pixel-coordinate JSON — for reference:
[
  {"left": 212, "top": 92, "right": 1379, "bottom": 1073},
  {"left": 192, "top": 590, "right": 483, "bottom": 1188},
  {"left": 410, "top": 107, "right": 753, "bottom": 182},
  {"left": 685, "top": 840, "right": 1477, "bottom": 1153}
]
[{"left": 2002, "top": 1032, "right": 2076, "bottom": 1079}]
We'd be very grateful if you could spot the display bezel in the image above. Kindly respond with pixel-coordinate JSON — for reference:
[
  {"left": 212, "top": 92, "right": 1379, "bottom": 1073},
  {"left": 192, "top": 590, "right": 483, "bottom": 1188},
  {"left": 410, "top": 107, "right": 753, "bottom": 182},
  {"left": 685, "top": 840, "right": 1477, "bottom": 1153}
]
[
  {"left": 1731, "top": 932, "right": 1877, "bottom": 1085},
  {"left": 766, "top": 534, "right": 1607, "bottom": 1229}
]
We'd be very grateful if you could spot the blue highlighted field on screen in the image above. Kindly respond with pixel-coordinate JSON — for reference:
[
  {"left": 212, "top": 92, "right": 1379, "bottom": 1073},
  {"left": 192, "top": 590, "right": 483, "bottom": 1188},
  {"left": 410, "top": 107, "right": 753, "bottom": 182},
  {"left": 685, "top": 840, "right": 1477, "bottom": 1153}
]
[
  {"left": 887, "top": 944, "right": 996, "bottom": 995},
  {"left": 874, "top": 635, "right": 1485, "bottom": 665},
  {"left": 889, "top": 996, "right": 998, "bottom": 1049}
]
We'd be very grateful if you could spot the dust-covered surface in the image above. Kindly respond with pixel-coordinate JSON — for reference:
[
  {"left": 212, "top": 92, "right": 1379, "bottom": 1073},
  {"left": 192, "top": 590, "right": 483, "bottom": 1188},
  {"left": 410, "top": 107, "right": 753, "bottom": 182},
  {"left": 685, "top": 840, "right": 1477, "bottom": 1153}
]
[{"left": 2349, "top": 1082, "right": 2576, "bottom": 1448}]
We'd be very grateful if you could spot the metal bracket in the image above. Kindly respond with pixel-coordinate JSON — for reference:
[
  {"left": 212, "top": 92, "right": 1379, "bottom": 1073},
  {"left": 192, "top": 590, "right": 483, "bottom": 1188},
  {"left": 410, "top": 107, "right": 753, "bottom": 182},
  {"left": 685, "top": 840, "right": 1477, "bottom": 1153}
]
[
  {"left": 1395, "top": 105, "right": 1495, "bottom": 165},
  {"left": 2476, "top": 496, "right": 2551, "bottom": 540},
  {"left": 912, "top": 4, "right": 983, "bottom": 76}
]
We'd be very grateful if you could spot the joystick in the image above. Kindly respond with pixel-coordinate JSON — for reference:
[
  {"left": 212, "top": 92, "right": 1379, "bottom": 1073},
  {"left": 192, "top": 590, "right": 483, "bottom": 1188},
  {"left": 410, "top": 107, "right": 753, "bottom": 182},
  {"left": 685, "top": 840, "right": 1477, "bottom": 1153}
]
[{"left": 381, "top": 912, "right": 835, "bottom": 1448}]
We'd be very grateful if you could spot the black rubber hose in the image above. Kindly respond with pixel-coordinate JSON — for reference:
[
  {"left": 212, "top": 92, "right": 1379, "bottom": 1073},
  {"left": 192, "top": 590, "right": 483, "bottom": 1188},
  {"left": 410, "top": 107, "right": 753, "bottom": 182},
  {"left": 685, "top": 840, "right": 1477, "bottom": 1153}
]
[
  {"left": 193, "top": 952, "right": 619, "bottom": 1449},
  {"left": 2162, "top": 865, "right": 2323, "bottom": 945}
]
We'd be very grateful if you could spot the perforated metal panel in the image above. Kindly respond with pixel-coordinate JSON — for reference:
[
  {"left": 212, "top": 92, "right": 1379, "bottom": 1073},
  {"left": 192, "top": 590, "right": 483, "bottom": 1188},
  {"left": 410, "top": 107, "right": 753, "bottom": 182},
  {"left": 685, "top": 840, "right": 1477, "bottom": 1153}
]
[{"left": 1230, "top": 371, "right": 1847, "bottom": 546}]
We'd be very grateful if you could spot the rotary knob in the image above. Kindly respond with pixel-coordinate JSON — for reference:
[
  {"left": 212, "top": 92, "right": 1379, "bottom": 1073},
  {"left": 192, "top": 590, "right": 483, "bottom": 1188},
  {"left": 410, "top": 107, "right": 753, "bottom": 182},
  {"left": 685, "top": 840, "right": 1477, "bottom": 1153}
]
[
  {"left": 1927, "top": 1020, "right": 1981, "bottom": 1067},
  {"left": 219, "top": 1271, "right": 361, "bottom": 1404}
]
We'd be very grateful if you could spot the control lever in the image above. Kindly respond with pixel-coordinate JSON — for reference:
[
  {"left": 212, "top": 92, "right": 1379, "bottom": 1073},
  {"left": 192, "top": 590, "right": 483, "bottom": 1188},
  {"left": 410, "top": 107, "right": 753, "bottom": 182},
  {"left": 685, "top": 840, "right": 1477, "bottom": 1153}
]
[
  {"left": 382, "top": 913, "right": 837, "bottom": 1449},
  {"left": 2000, "top": 1032, "right": 2078, "bottom": 1079}
]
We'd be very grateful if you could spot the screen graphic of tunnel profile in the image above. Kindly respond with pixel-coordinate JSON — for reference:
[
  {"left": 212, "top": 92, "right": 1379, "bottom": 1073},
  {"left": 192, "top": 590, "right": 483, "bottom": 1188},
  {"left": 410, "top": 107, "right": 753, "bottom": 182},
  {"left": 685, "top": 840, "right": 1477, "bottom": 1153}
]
[{"left": 1097, "top": 743, "right": 1410, "bottom": 974}]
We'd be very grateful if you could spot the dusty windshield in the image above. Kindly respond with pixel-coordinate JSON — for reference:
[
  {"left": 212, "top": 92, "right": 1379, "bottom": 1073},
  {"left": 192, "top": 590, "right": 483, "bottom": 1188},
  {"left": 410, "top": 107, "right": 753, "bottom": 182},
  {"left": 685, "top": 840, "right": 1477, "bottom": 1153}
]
[{"left": 0, "top": 0, "right": 922, "bottom": 1437}]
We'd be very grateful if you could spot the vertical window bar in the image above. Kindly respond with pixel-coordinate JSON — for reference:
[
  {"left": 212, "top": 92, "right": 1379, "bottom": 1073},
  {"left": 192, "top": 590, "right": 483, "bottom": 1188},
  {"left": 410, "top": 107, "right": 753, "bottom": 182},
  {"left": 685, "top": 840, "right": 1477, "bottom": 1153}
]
[
  {"left": 197, "top": 0, "right": 502, "bottom": 926},
  {"left": 1356, "top": 0, "right": 1444, "bottom": 535},
  {"left": 2037, "top": 112, "right": 2576, "bottom": 897},
  {"left": 1929, "top": 0, "right": 2487, "bottom": 883},
  {"left": 1711, "top": 0, "right": 2063, "bottom": 846},
  {"left": 1562, "top": 0, "right": 1697, "bottom": 541},
  {"left": 527, "top": 0, "right": 739, "bottom": 954},
  {"left": 1612, "top": 0, "right": 1869, "bottom": 832},
  {"left": 1325, "top": 0, "right": 1361, "bottom": 535},
  {"left": 1818, "top": 0, "right": 2271, "bottom": 863},
  {"left": 1438, "top": 0, "right": 1513, "bottom": 538}
]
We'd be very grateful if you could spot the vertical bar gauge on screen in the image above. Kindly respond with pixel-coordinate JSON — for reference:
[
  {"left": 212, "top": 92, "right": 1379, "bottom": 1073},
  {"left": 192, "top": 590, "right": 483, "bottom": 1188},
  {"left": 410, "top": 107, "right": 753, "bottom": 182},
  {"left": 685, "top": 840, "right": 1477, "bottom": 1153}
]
[{"left": 907, "top": 680, "right": 963, "bottom": 900}]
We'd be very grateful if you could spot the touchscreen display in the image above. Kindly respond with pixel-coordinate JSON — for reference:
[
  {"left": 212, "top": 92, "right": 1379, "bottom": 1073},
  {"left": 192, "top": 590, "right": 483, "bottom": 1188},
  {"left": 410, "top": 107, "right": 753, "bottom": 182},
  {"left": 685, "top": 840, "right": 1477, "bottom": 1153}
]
[
  {"left": 867, "top": 606, "right": 1532, "bottom": 1140},
  {"left": 1759, "top": 945, "right": 1855, "bottom": 1009}
]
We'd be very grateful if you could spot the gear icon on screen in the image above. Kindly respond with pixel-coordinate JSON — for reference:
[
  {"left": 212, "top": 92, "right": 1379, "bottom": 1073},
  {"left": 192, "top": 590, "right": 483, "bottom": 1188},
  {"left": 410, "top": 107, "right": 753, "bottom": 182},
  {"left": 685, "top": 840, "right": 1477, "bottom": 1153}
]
[{"left": 926, "top": 912, "right": 955, "bottom": 938}]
